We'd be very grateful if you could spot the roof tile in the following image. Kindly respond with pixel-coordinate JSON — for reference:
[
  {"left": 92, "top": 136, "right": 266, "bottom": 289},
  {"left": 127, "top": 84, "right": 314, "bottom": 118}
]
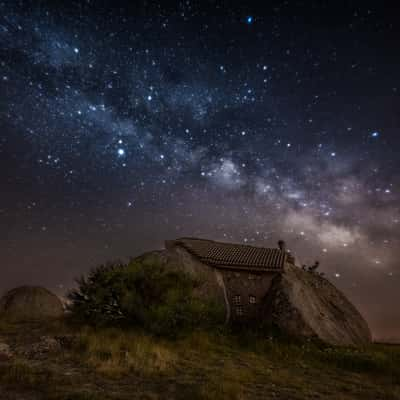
[{"left": 174, "top": 238, "right": 285, "bottom": 271}]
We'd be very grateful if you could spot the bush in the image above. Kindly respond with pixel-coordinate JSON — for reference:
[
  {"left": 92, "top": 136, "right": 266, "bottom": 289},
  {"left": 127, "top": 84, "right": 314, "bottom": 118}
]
[{"left": 67, "top": 259, "right": 224, "bottom": 337}]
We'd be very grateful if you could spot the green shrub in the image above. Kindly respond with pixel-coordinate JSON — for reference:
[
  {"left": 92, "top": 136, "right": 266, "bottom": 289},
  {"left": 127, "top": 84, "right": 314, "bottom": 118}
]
[{"left": 67, "top": 259, "right": 224, "bottom": 337}]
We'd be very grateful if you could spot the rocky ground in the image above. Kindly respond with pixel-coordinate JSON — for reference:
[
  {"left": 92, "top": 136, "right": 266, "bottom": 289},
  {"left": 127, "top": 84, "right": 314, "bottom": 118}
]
[{"left": 0, "top": 319, "right": 399, "bottom": 400}]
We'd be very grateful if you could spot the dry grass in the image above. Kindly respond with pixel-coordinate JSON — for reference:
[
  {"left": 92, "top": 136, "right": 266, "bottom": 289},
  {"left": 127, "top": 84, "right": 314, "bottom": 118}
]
[
  {"left": 0, "top": 320, "right": 399, "bottom": 399},
  {"left": 76, "top": 327, "right": 177, "bottom": 378}
]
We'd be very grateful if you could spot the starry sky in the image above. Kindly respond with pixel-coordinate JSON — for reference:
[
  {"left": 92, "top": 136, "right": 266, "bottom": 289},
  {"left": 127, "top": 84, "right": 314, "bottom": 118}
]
[{"left": 1, "top": 1, "right": 399, "bottom": 340}]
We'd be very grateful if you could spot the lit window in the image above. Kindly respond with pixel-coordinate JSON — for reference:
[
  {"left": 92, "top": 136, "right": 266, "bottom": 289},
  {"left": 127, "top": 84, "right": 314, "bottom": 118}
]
[
  {"left": 249, "top": 295, "right": 256, "bottom": 304},
  {"left": 236, "top": 306, "right": 244, "bottom": 316},
  {"left": 233, "top": 295, "right": 241, "bottom": 305}
]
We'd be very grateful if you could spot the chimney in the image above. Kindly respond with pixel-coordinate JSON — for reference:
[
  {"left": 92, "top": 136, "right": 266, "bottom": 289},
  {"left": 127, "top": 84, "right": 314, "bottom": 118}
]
[{"left": 278, "top": 240, "right": 286, "bottom": 252}]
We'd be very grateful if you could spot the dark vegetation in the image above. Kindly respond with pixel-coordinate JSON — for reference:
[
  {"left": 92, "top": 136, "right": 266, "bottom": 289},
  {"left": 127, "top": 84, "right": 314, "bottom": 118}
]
[
  {"left": 67, "top": 259, "right": 224, "bottom": 337},
  {"left": 0, "top": 259, "right": 399, "bottom": 399}
]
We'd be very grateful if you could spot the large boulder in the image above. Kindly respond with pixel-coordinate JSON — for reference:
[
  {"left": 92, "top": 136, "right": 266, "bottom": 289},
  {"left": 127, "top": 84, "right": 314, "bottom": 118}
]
[
  {"left": 263, "top": 265, "right": 372, "bottom": 346},
  {"left": 0, "top": 286, "right": 64, "bottom": 321},
  {"left": 134, "top": 249, "right": 227, "bottom": 308}
]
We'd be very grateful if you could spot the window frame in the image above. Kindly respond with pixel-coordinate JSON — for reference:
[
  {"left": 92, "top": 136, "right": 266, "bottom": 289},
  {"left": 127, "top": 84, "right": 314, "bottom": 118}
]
[
  {"left": 235, "top": 305, "right": 244, "bottom": 316},
  {"left": 233, "top": 294, "right": 241, "bottom": 305}
]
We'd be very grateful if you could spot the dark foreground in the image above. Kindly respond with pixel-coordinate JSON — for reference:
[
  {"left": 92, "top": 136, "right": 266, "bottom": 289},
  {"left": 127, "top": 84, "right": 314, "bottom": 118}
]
[{"left": 0, "top": 320, "right": 399, "bottom": 400}]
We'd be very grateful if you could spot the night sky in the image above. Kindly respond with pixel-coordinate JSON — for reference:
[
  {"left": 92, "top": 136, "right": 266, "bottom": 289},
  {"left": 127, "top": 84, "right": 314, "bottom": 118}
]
[{"left": 1, "top": 1, "right": 399, "bottom": 340}]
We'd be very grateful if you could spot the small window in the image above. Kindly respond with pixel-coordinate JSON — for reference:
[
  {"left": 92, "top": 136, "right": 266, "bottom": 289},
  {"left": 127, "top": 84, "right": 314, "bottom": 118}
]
[
  {"left": 249, "top": 295, "right": 256, "bottom": 304},
  {"left": 233, "top": 295, "right": 241, "bottom": 305},
  {"left": 235, "top": 306, "right": 244, "bottom": 316}
]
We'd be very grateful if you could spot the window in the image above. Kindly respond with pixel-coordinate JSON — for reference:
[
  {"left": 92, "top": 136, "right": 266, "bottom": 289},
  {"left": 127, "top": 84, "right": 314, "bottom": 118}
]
[
  {"left": 233, "top": 295, "right": 241, "bottom": 305},
  {"left": 249, "top": 295, "right": 256, "bottom": 304},
  {"left": 235, "top": 306, "right": 244, "bottom": 316}
]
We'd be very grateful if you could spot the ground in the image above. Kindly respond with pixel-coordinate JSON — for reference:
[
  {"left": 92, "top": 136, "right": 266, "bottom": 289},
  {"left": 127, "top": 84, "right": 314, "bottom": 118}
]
[{"left": 0, "top": 319, "right": 399, "bottom": 400}]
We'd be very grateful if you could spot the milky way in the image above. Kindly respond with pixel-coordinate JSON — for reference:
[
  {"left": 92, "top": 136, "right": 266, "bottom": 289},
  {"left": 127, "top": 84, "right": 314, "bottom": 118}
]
[{"left": 1, "top": 1, "right": 399, "bottom": 340}]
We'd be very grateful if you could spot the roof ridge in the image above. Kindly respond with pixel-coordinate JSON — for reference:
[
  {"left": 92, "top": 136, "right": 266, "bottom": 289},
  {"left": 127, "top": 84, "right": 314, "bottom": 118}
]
[{"left": 175, "top": 237, "right": 277, "bottom": 251}]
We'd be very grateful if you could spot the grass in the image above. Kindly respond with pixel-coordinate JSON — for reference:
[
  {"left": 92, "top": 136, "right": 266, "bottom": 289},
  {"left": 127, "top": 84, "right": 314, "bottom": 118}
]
[
  {"left": 0, "top": 320, "right": 399, "bottom": 399},
  {"left": 77, "top": 327, "right": 177, "bottom": 377}
]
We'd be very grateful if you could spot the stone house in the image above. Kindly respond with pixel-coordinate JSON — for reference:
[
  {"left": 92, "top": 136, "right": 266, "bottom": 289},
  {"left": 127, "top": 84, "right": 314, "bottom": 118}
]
[{"left": 165, "top": 237, "right": 294, "bottom": 322}]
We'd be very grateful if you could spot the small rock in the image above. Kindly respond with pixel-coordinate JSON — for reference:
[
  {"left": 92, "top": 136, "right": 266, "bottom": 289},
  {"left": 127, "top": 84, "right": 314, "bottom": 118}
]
[
  {"left": 22, "top": 336, "right": 62, "bottom": 359},
  {"left": 0, "top": 342, "right": 13, "bottom": 361},
  {"left": 39, "top": 336, "right": 62, "bottom": 352},
  {"left": 54, "top": 335, "right": 78, "bottom": 349}
]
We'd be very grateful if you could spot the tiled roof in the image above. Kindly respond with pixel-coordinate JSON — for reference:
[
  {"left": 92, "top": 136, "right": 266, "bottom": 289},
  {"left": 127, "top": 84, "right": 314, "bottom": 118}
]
[{"left": 173, "top": 238, "right": 285, "bottom": 271}]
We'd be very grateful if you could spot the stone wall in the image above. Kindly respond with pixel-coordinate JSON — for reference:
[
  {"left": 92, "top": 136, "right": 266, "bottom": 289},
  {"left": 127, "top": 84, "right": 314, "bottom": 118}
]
[{"left": 220, "top": 270, "right": 277, "bottom": 321}]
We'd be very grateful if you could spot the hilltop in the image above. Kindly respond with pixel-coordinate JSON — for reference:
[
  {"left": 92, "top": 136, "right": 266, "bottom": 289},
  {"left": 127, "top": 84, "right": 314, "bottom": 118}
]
[{"left": 0, "top": 319, "right": 399, "bottom": 400}]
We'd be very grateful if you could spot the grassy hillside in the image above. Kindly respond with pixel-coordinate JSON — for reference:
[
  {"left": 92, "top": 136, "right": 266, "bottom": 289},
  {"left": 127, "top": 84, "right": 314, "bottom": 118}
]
[{"left": 0, "top": 319, "right": 399, "bottom": 399}]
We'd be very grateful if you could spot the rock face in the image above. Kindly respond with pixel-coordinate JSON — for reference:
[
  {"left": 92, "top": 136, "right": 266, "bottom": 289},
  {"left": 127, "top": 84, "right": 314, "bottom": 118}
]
[
  {"left": 135, "top": 248, "right": 371, "bottom": 346},
  {"left": 134, "top": 248, "right": 227, "bottom": 311},
  {"left": 0, "top": 286, "right": 64, "bottom": 321},
  {"left": 263, "top": 265, "right": 372, "bottom": 346}
]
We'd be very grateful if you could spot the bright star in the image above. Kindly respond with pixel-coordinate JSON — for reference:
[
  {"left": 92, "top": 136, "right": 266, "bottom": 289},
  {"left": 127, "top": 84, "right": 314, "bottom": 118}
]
[
  {"left": 117, "top": 148, "right": 125, "bottom": 156},
  {"left": 246, "top": 16, "right": 253, "bottom": 24},
  {"left": 371, "top": 131, "right": 379, "bottom": 137}
]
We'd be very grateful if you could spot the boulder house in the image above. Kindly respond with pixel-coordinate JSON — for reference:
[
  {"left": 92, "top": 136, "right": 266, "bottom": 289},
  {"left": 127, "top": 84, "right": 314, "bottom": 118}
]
[{"left": 165, "top": 238, "right": 294, "bottom": 323}]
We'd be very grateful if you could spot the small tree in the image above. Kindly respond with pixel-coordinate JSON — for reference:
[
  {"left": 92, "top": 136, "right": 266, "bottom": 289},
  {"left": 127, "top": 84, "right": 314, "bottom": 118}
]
[{"left": 308, "top": 261, "right": 320, "bottom": 273}]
